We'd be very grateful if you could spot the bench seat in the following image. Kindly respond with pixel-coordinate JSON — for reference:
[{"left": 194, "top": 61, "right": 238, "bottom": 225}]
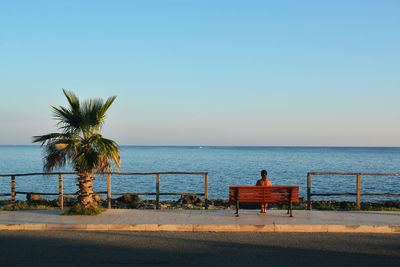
[{"left": 229, "top": 186, "right": 299, "bottom": 216}]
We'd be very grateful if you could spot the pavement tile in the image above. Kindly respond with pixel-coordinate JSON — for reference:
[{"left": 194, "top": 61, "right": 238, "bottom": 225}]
[
  {"left": 193, "top": 224, "right": 241, "bottom": 232},
  {"left": 390, "top": 226, "right": 400, "bottom": 233},
  {"left": 275, "top": 224, "right": 328, "bottom": 232},
  {"left": 144, "top": 224, "right": 162, "bottom": 231},
  {"left": 157, "top": 224, "right": 193, "bottom": 231},
  {"left": 129, "top": 224, "right": 147, "bottom": 231},
  {"left": 46, "top": 224, "right": 87, "bottom": 230},
  {"left": 0, "top": 224, "right": 23, "bottom": 230},
  {"left": 108, "top": 224, "right": 131, "bottom": 231},
  {"left": 327, "top": 225, "right": 392, "bottom": 233},
  {"left": 23, "top": 224, "right": 47, "bottom": 230},
  {"left": 86, "top": 224, "right": 109, "bottom": 231},
  {"left": 238, "top": 224, "right": 275, "bottom": 232}
]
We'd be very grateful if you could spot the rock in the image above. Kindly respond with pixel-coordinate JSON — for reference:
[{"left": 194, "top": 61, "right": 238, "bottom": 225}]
[
  {"left": 145, "top": 204, "right": 155, "bottom": 209},
  {"left": 212, "top": 199, "right": 230, "bottom": 207},
  {"left": 93, "top": 195, "right": 104, "bottom": 202},
  {"left": 384, "top": 200, "right": 400, "bottom": 208},
  {"left": 63, "top": 197, "right": 77, "bottom": 205},
  {"left": 117, "top": 194, "right": 141, "bottom": 203},
  {"left": 177, "top": 195, "right": 203, "bottom": 205},
  {"left": 27, "top": 193, "right": 44, "bottom": 201}
]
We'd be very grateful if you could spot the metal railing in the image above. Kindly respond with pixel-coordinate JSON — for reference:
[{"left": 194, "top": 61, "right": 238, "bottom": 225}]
[
  {"left": 307, "top": 172, "right": 400, "bottom": 210},
  {"left": 0, "top": 172, "right": 209, "bottom": 210}
]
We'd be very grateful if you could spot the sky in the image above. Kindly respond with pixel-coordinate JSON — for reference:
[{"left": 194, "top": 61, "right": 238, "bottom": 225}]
[{"left": 0, "top": 0, "right": 399, "bottom": 146}]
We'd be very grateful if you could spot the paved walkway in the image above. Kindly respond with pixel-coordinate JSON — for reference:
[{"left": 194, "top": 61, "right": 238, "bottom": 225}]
[{"left": 1, "top": 209, "right": 399, "bottom": 233}]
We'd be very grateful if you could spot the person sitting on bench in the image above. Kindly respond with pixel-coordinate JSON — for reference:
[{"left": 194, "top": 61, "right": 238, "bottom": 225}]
[{"left": 256, "top": 169, "right": 272, "bottom": 213}]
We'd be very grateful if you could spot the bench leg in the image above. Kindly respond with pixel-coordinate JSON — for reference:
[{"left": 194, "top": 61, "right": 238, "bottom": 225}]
[
  {"left": 287, "top": 205, "right": 293, "bottom": 216},
  {"left": 289, "top": 189, "right": 293, "bottom": 217},
  {"left": 235, "top": 188, "right": 239, "bottom": 217},
  {"left": 235, "top": 199, "right": 239, "bottom": 217}
]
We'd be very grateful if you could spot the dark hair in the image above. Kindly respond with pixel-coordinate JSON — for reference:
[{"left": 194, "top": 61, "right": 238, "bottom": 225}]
[{"left": 261, "top": 170, "right": 267, "bottom": 176}]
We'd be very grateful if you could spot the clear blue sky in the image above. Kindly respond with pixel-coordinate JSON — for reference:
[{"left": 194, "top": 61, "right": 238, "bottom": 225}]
[{"left": 1, "top": 0, "right": 399, "bottom": 146}]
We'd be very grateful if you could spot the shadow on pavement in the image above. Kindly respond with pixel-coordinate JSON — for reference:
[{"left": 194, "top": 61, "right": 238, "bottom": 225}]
[{"left": 0, "top": 231, "right": 399, "bottom": 266}]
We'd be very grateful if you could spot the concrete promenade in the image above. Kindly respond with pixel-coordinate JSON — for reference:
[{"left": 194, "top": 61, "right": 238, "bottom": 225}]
[{"left": 0, "top": 209, "right": 399, "bottom": 233}]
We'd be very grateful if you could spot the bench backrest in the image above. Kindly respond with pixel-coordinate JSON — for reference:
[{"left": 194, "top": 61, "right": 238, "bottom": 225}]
[{"left": 229, "top": 186, "right": 299, "bottom": 203}]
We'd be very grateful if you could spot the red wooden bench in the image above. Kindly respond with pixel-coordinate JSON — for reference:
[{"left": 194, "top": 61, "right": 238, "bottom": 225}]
[{"left": 229, "top": 186, "right": 300, "bottom": 217}]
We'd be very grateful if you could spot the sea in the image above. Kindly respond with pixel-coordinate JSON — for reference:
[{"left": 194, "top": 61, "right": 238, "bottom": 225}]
[{"left": 0, "top": 146, "right": 399, "bottom": 202}]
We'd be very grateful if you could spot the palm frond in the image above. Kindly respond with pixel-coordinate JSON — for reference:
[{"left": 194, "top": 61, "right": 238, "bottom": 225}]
[
  {"left": 42, "top": 138, "right": 78, "bottom": 171},
  {"left": 93, "top": 136, "right": 121, "bottom": 171},
  {"left": 43, "top": 145, "right": 68, "bottom": 172},
  {"left": 100, "top": 95, "right": 117, "bottom": 119},
  {"left": 62, "top": 88, "right": 80, "bottom": 112},
  {"left": 33, "top": 133, "right": 72, "bottom": 145},
  {"left": 76, "top": 134, "right": 121, "bottom": 172},
  {"left": 74, "top": 149, "right": 99, "bottom": 173},
  {"left": 82, "top": 98, "right": 105, "bottom": 131},
  {"left": 51, "top": 106, "right": 79, "bottom": 132}
]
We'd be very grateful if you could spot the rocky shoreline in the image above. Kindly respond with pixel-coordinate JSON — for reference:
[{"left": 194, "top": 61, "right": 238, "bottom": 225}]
[{"left": 1, "top": 193, "right": 399, "bottom": 211}]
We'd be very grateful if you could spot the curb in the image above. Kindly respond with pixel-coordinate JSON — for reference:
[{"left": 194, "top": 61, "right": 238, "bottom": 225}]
[{"left": 0, "top": 224, "right": 399, "bottom": 233}]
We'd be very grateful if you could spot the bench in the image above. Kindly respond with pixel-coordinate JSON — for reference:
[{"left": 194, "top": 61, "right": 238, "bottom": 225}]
[{"left": 229, "top": 186, "right": 300, "bottom": 217}]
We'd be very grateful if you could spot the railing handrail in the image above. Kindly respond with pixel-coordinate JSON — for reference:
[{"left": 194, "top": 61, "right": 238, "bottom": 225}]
[
  {"left": 0, "top": 171, "right": 209, "bottom": 210},
  {"left": 308, "top": 172, "right": 400, "bottom": 176},
  {"left": 307, "top": 172, "right": 400, "bottom": 210},
  {"left": 0, "top": 171, "right": 208, "bottom": 177}
]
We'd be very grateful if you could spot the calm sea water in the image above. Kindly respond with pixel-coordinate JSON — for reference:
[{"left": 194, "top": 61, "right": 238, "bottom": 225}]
[{"left": 0, "top": 146, "right": 399, "bottom": 202}]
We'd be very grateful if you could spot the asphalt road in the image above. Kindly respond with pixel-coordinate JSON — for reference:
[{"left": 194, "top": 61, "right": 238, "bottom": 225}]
[{"left": 0, "top": 231, "right": 399, "bottom": 266}]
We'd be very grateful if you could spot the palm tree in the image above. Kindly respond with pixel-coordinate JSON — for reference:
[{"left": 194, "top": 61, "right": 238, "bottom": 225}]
[{"left": 33, "top": 89, "right": 120, "bottom": 207}]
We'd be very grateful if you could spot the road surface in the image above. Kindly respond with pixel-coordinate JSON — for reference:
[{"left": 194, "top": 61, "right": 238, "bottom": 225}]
[{"left": 0, "top": 231, "right": 399, "bottom": 266}]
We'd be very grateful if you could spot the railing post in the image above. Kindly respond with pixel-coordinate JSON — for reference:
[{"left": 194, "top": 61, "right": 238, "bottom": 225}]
[
  {"left": 204, "top": 173, "right": 208, "bottom": 210},
  {"left": 356, "top": 174, "right": 361, "bottom": 210},
  {"left": 58, "top": 174, "right": 63, "bottom": 209},
  {"left": 235, "top": 188, "right": 239, "bottom": 217},
  {"left": 11, "top": 176, "right": 15, "bottom": 210},
  {"left": 307, "top": 173, "right": 312, "bottom": 210},
  {"left": 156, "top": 174, "right": 160, "bottom": 210},
  {"left": 289, "top": 188, "right": 293, "bottom": 217},
  {"left": 107, "top": 173, "right": 111, "bottom": 209}
]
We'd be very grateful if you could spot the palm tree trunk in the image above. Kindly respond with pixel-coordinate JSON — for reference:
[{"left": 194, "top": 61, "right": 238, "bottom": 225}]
[{"left": 77, "top": 174, "right": 95, "bottom": 207}]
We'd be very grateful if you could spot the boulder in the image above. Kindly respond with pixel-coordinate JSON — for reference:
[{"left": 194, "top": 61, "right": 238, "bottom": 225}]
[
  {"left": 117, "top": 193, "right": 141, "bottom": 203},
  {"left": 177, "top": 195, "right": 203, "bottom": 205},
  {"left": 27, "top": 193, "right": 44, "bottom": 202},
  {"left": 212, "top": 199, "right": 230, "bottom": 207},
  {"left": 63, "top": 197, "right": 77, "bottom": 205},
  {"left": 383, "top": 200, "right": 400, "bottom": 208},
  {"left": 93, "top": 195, "right": 104, "bottom": 202}
]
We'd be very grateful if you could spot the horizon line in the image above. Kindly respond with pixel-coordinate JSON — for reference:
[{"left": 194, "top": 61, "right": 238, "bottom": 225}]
[{"left": 1, "top": 144, "right": 400, "bottom": 148}]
